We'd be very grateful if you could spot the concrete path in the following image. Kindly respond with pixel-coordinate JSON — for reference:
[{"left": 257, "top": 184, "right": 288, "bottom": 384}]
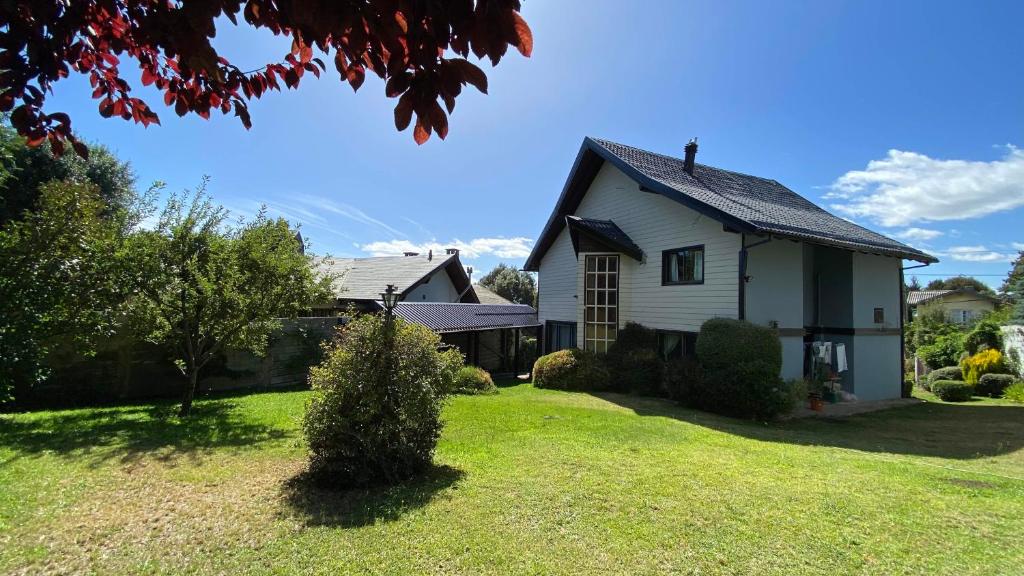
[{"left": 788, "top": 397, "right": 924, "bottom": 419}]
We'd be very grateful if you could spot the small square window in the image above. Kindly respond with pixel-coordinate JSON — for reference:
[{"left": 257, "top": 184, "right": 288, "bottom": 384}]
[
  {"left": 662, "top": 246, "right": 705, "bottom": 285},
  {"left": 873, "top": 307, "right": 885, "bottom": 323}
]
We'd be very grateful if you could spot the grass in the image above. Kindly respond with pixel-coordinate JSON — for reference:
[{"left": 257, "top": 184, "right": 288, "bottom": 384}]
[{"left": 1, "top": 384, "right": 1023, "bottom": 575}]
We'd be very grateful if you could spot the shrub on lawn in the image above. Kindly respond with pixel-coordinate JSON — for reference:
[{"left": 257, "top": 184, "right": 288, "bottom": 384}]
[
  {"left": 605, "top": 324, "right": 663, "bottom": 395},
  {"left": 960, "top": 349, "right": 1006, "bottom": 385},
  {"left": 1003, "top": 381, "right": 1024, "bottom": 404},
  {"left": 902, "top": 378, "right": 914, "bottom": 398},
  {"left": 931, "top": 380, "right": 974, "bottom": 402},
  {"left": 532, "top": 348, "right": 610, "bottom": 391},
  {"left": 976, "top": 373, "right": 1017, "bottom": 398},
  {"left": 918, "top": 332, "right": 966, "bottom": 370},
  {"left": 303, "top": 313, "right": 462, "bottom": 488},
  {"left": 662, "top": 357, "right": 703, "bottom": 403},
  {"left": 453, "top": 365, "right": 497, "bottom": 395},
  {"left": 695, "top": 318, "right": 782, "bottom": 375},
  {"left": 964, "top": 319, "right": 1003, "bottom": 355},
  {"left": 926, "top": 366, "right": 963, "bottom": 391},
  {"left": 692, "top": 319, "right": 795, "bottom": 419}
]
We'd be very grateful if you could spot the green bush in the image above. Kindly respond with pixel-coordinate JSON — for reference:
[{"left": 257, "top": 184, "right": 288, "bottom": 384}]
[
  {"left": 926, "top": 366, "right": 963, "bottom": 391},
  {"left": 605, "top": 324, "right": 663, "bottom": 395},
  {"left": 902, "top": 378, "right": 914, "bottom": 398},
  {"left": 662, "top": 357, "right": 703, "bottom": 403},
  {"left": 453, "top": 365, "right": 497, "bottom": 395},
  {"left": 918, "top": 332, "right": 966, "bottom": 369},
  {"left": 931, "top": 380, "right": 974, "bottom": 402},
  {"left": 695, "top": 318, "right": 782, "bottom": 375},
  {"left": 964, "top": 319, "right": 1003, "bottom": 355},
  {"left": 1003, "top": 382, "right": 1024, "bottom": 404},
  {"left": 976, "top": 373, "right": 1016, "bottom": 398},
  {"left": 691, "top": 319, "right": 795, "bottom": 419},
  {"left": 303, "top": 314, "right": 462, "bottom": 488},
  {"left": 532, "top": 348, "right": 610, "bottom": 391}
]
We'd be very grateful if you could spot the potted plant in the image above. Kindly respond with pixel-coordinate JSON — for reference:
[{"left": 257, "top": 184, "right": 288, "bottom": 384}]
[{"left": 806, "top": 379, "right": 824, "bottom": 411}]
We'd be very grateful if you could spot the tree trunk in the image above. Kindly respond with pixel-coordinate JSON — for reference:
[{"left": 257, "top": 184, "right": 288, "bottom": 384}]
[{"left": 179, "top": 368, "right": 198, "bottom": 417}]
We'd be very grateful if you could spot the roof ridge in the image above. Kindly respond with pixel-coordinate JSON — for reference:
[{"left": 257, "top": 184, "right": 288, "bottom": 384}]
[{"left": 590, "top": 136, "right": 778, "bottom": 183}]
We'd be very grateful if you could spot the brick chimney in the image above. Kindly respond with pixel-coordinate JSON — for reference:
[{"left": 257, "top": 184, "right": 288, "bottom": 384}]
[
  {"left": 445, "top": 248, "right": 459, "bottom": 255},
  {"left": 683, "top": 137, "right": 698, "bottom": 175},
  {"left": 403, "top": 251, "right": 419, "bottom": 257}
]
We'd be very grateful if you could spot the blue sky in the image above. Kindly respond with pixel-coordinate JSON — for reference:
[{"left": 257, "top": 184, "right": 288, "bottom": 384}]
[{"left": 46, "top": 0, "right": 1024, "bottom": 288}]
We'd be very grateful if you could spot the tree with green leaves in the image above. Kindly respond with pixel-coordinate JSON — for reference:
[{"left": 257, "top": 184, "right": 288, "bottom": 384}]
[
  {"left": 925, "top": 275, "right": 994, "bottom": 294},
  {"left": 127, "top": 186, "right": 332, "bottom": 416},
  {"left": 1001, "top": 251, "right": 1024, "bottom": 301},
  {"left": 478, "top": 263, "right": 536, "bottom": 306},
  {"left": 0, "top": 181, "right": 131, "bottom": 404},
  {"left": 0, "top": 123, "right": 136, "bottom": 225}
]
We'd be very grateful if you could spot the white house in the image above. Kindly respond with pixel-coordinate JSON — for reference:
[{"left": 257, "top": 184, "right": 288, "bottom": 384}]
[{"left": 524, "top": 138, "right": 938, "bottom": 401}]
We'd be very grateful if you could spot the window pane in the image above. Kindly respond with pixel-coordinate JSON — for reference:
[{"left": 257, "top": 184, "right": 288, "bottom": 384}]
[
  {"left": 608, "top": 258, "right": 618, "bottom": 272},
  {"left": 669, "top": 253, "right": 679, "bottom": 282},
  {"left": 586, "top": 307, "right": 595, "bottom": 322},
  {"left": 597, "top": 257, "right": 606, "bottom": 272},
  {"left": 586, "top": 290, "right": 595, "bottom": 305},
  {"left": 607, "top": 327, "right": 617, "bottom": 341},
  {"left": 586, "top": 257, "right": 596, "bottom": 272},
  {"left": 693, "top": 249, "right": 704, "bottom": 281},
  {"left": 596, "top": 274, "right": 606, "bottom": 289},
  {"left": 586, "top": 274, "right": 595, "bottom": 288},
  {"left": 596, "top": 307, "right": 606, "bottom": 322},
  {"left": 607, "top": 291, "right": 616, "bottom": 306},
  {"left": 597, "top": 291, "right": 606, "bottom": 305},
  {"left": 608, "top": 308, "right": 617, "bottom": 323},
  {"left": 608, "top": 274, "right": 617, "bottom": 289}
]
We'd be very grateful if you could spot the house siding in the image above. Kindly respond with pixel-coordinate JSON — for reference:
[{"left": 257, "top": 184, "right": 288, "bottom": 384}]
[
  {"left": 745, "top": 238, "right": 805, "bottom": 380},
  {"left": 851, "top": 252, "right": 902, "bottom": 401},
  {"left": 569, "top": 162, "right": 741, "bottom": 333},
  {"left": 405, "top": 268, "right": 459, "bottom": 302},
  {"left": 538, "top": 228, "right": 579, "bottom": 325}
]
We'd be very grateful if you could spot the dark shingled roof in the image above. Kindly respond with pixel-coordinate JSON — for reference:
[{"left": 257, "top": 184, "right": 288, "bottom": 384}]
[
  {"left": 566, "top": 216, "right": 643, "bottom": 261},
  {"left": 392, "top": 302, "right": 539, "bottom": 333},
  {"left": 524, "top": 137, "right": 937, "bottom": 270},
  {"left": 472, "top": 284, "right": 514, "bottom": 305}
]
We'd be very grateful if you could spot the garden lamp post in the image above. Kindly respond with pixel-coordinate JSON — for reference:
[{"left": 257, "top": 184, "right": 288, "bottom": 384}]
[{"left": 381, "top": 284, "right": 400, "bottom": 326}]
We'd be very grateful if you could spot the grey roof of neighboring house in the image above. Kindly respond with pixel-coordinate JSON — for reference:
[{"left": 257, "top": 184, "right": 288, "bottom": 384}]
[
  {"left": 472, "top": 284, "right": 513, "bottom": 305},
  {"left": 392, "top": 302, "right": 539, "bottom": 333},
  {"left": 906, "top": 288, "right": 1000, "bottom": 306},
  {"left": 318, "top": 253, "right": 478, "bottom": 302},
  {"left": 524, "top": 137, "right": 937, "bottom": 270},
  {"left": 566, "top": 216, "right": 643, "bottom": 262},
  {"left": 906, "top": 290, "right": 952, "bottom": 306}
]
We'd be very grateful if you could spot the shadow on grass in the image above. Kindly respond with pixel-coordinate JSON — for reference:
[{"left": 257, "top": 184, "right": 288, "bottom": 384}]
[
  {"left": 0, "top": 397, "right": 290, "bottom": 466},
  {"left": 594, "top": 392, "right": 1024, "bottom": 461},
  {"left": 279, "top": 464, "right": 464, "bottom": 528}
]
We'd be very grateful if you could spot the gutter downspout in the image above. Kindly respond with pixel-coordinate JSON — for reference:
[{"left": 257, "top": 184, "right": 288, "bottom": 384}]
[
  {"left": 738, "top": 234, "right": 772, "bottom": 320},
  {"left": 900, "top": 262, "right": 931, "bottom": 392}
]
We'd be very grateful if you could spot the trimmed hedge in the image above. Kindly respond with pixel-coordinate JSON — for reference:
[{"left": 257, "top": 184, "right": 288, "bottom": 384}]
[
  {"left": 605, "top": 323, "right": 663, "bottom": 395},
  {"left": 662, "top": 357, "right": 703, "bottom": 403},
  {"left": 931, "top": 380, "right": 974, "bottom": 402},
  {"left": 532, "top": 349, "right": 610, "bottom": 391},
  {"left": 452, "top": 365, "right": 497, "bottom": 395},
  {"left": 976, "top": 373, "right": 1016, "bottom": 398},
  {"left": 695, "top": 318, "right": 782, "bottom": 375},
  {"left": 692, "top": 319, "right": 796, "bottom": 420},
  {"left": 926, "top": 366, "right": 962, "bottom": 391}
]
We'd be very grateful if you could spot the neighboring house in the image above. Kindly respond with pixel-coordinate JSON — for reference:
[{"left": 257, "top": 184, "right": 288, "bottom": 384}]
[
  {"left": 906, "top": 288, "right": 999, "bottom": 324},
  {"left": 524, "top": 137, "right": 937, "bottom": 401},
  {"left": 472, "top": 284, "right": 515, "bottom": 304},
  {"left": 317, "top": 249, "right": 538, "bottom": 373}
]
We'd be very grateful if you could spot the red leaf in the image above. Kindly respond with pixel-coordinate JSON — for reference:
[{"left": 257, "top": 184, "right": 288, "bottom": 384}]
[
  {"left": 72, "top": 139, "right": 89, "bottom": 159},
  {"left": 451, "top": 59, "right": 487, "bottom": 94},
  {"left": 394, "top": 91, "right": 414, "bottom": 131},
  {"left": 346, "top": 64, "right": 366, "bottom": 91},
  {"left": 512, "top": 12, "right": 533, "bottom": 57},
  {"left": 429, "top": 101, "right": 448, "bottom": 140},
  {"left": 413, "top": 116, "right": 431, "bottom": 145},
  {"left": 141, "top": 68, "right": 158, "bottom": 86}
]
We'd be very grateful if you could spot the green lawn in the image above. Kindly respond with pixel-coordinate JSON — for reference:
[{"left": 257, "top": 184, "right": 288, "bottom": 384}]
[{"left": 1, "top": 384, "right": 1022, "bottom": 575}]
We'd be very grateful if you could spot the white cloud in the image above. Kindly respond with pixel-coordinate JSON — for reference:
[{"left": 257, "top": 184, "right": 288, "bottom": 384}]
[
  {"left": 1013, "top": 242, "right": 1024, "bottom": 251},
  {"left": 360, "top": 237, "right": 534, "bottom": 260},
  {"left": 290, "top": 194, "right": 407, "bottom": 238},
  {"left": 827, "top": 145, "right": 1024, "bottom": 226},
  {"left": 892, "top": 227, "right": 943, "bottom": 242},
  {"left": 945, "top": 245, "right": 1017, "bottom": 263}
]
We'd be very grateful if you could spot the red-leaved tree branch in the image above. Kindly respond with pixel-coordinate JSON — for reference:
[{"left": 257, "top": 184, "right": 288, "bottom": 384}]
[{"left": 0, "top": 0, "right": 532, "bottom": 157}]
